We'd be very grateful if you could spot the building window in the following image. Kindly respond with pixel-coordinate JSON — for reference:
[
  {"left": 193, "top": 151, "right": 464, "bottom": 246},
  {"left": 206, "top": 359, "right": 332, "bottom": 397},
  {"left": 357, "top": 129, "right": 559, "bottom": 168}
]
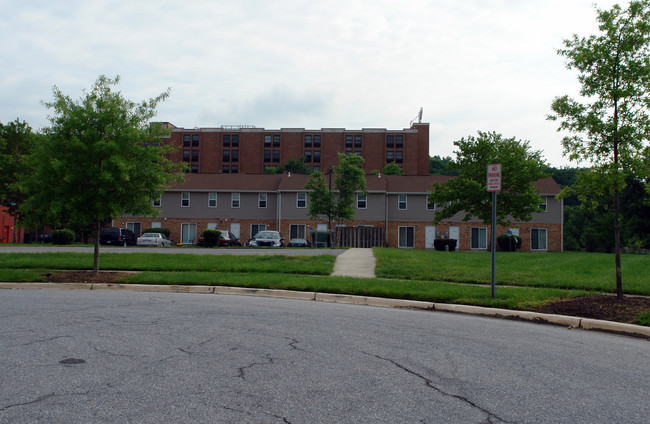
[
  {"left": 232, "top": 193, "right": 240, "bottom": 208},
  {"left": 539, "top": 196, "right": 548, "bottom": 212},
  {"left": 151, "top": 221, "right": 161, "bottom": 228},
  {"left": 264, "top": 135, "right": 272, "bottom": 147},
  {"left": 313, "top": 150, "right": 321, "bottom": 163},
  {"left": 183, "top": 150, "right": 190, "bottom": 162},
  {"left": 181, "top": 192, "right": 190, "bottom": 207},
  {"left": 258, "top": 193, "right": 267, "bottom": 208},
  {"left": 304, "top": 150, "right": 312, "bottom": 162},
  {"left": 345, "top": 135, "right": 353, "bottom": 148},
  {"left": 297, "top": 192, "right": 307, "bottom": 208},
  {"left": 272, "top": 150, "right": 280, "bottom": 163},
  {"left": 231, "top": 165, "right": 238, "bottom": 173},
  {"left": 387, "top": 135, "right": 394, "bottom": 148},
  {"left": 290, "top": 224, "right": 306, "bottom": 239},
  {"left": 153, "top": 196, "right": 161, "bottom": 207},
  {"left": 354, "top": 135, "right": 362, "bottom": 148},
  {"left": 191, "top": 150, "right": 199, "bottom": 162},
  {"left": 398, "top": 226, "right": 415, "bottom": 248},
  {"left": 357, "top": 193, "right": 367, "bottom": 209},
  {"left": 223, "top": 134, "right": 230, "bottom": 147},
  {"left": 395, "top": 135, "right": 403, "bottom": 148},
  {"left": 471, "top": 227, "right": 488, "bottom": 250},
  {"left": 231, "top": 150, "right": 239, "bottom": 162},
  {"left": 426, "top": 195, "right": 435, "bottom": 210},
  {"left": 395, "top": 151, "right": 403, "bottom": 163},
  {"left": 223, "top": 150, "right": 230, "bottom": 162},
  {"left": 126, "top": 222, "right": 142, "bottom": 237},
  {"left": 531, "top": 228, "right": 548, "bottom": 250},
  {"left": 313, "top": 135, "right": 321, "bottom": 147},
  {"left": 232, "top": 134, "right": 239, "bottom": 146},
  {"left": 398, "top": 194, "right": 407, "bottom": 210},
  {"left": 222, "top": 165, "right": 230, "bottom": 173},
  {"left": 273, "top": 135, "right": 280, "bottom": 147},
  {"left": 386, "top": 151, "right": 394, "bottom": 163},
  {"left": 304, "top": 135, "right": 312, "bottom": 147},
  {"left": 208, "top": 192, "right": 217, "bottom": 208},
  {"left": 191, "top": 165, "right": 198, "bottom": 173},
  {"left": 264, "top": 150, "right": 271, "bottom": 162},
  {"left": 313, "top": 166, "right": 320, "bottom": 171},
  {"left": 251, "top": 224, "right": 266, "bottom": 238},
  {"left": 181, "top": 223, "right": 197, "bottom": 244},
  {"left": 183, "top": 134, "right": 190, "bottom": 147},
  {"left": 192, "top": 134, "right": 199, "bottom": 147}
]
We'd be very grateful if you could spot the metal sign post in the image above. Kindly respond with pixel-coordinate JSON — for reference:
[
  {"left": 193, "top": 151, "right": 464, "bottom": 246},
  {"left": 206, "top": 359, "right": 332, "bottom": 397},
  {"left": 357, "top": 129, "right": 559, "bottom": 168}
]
[{"left": 487, "top": 164, "right": 501, "bottom": 298}]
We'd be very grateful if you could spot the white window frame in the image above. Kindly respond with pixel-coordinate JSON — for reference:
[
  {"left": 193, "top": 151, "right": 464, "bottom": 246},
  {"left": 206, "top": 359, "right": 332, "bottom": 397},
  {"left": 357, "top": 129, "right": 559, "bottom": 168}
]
[
  {"left": 181, "top": 192, "right": 190, "bottom": 207},
  {"left": 357, "top": 193, "right": 367, "bottom": 209},
  {"left": 531, "top": 228, "right": 548, "bottom": 251},
  {"left": 151, "top": 221, "right": 161, "bottom": 229},
  {"left": 539, "top": 196, "right": 548, "bottom": 212},
  {"left": 296, "top": 192, "right": 307, "bottom": 208},
  {"left": 181, "top": 223, "right": 197, "bottom": 244},
  {"left": 398, "top": 194, "right": 407, "bottom": 210},
  {"left": 251, "top": 224, "right": 266, "bottom": 238},
  {"left": 208, "top": 192, "right": 217, "bottom": 208},
  {"left": 426, "top": 195, "right": 435, "bottom": 210},
  {"left": 290, "top": 224, "right": 306, "bottom": 239},
  {"left": 258, "top": 193, "right": 267, "bottom": 208},
  {"left": 232, "top": 193, "right": 240, "bottom": 208},
  {"left": 398, "top": 226, "right": 415, "bottom": 248},
  {"left": 471, "top": 227, "right": 488, "bottom": 250},
  {"left": 207, "top": 222, "right": 217, "bottom": 230}
]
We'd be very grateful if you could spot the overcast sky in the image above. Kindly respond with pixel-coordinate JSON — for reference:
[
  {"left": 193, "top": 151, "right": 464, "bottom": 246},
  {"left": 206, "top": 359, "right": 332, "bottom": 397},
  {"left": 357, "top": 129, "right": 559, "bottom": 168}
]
[{"left": 1, "top": 0, "right": 621, "bottom": 167}]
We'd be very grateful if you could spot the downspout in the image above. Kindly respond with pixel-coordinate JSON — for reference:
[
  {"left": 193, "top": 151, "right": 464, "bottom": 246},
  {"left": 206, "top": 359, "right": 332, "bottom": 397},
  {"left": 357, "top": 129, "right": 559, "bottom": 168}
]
[
  {"left": 384, "top": 177, "right": 389, "bottom": 247},
  {"left": 560, "top": 196, "right": 564, "bottom": 252},
  {"left": 277, "top": 191, "right": 281, "bottom": 233}
]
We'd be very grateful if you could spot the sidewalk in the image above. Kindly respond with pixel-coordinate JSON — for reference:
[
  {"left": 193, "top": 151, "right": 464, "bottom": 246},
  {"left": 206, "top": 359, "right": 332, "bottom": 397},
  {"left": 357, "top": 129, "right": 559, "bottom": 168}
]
[{"left": 331, "top": 248, "right": 376, "bottom": 278}]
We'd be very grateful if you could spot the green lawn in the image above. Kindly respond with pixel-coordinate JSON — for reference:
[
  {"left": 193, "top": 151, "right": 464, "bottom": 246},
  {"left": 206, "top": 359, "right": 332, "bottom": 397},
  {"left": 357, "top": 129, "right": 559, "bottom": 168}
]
[{"left": 0, "top": 248, "right": 648, "bottom": 315}]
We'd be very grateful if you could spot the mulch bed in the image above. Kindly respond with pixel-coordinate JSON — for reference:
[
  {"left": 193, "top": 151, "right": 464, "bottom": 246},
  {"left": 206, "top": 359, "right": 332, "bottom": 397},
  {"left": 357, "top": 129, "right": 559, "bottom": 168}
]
[{"left": 45, "top": 272, "right": 650, "bottom": 325}]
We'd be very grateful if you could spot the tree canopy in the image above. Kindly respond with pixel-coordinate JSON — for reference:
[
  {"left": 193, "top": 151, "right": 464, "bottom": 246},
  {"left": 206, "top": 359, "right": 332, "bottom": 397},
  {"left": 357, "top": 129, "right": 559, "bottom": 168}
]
[
  {"left": 0, "top": 119, "right": 35, "bottom": 219},
  {"left": 429, "top": 131, "right": 548, "bottom": 226},
  {"left": 548, "top": 0, "right": 650, "bottom": 298},
  {"left": 20, "top": 75, "right": 183, "bottom": 274}
]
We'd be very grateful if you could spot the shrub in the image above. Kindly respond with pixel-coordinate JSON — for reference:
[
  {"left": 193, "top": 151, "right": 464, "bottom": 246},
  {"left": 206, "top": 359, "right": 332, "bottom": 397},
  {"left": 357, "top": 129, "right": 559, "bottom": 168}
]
[
  {"left": 497, "top": 234, "right": 522, "bottom": 252},
  {"left": 142, "top": 228, "right": 170, "bottom": 238},
  {"left": 52, "top": 229, "right": 76, "bottom": 245},
  {"left": 433, "top": 239, "right": 457, "bottom": 251},
  {"left": 202, "top": 229, "right": 222, "bottom": 247}
]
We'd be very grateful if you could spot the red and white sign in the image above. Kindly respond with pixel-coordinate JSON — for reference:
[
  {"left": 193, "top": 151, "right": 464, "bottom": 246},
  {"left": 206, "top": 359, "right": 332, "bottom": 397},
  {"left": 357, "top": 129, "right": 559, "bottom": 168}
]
[{"left": 487, "top": 164, "right": 502, "bottom": 192}]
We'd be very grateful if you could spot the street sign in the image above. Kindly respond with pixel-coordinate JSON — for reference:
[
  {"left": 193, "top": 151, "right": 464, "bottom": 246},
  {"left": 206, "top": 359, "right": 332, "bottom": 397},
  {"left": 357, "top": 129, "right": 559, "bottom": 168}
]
[{"left": 487, "top": 164, "right": 502, "bottom": 192}]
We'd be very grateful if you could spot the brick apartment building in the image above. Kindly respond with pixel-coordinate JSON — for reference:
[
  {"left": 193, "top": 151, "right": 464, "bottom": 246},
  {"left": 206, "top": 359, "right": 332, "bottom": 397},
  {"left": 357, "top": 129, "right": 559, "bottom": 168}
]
[{"left": 162, "top": 122, "right": 430, "bottom": 176}]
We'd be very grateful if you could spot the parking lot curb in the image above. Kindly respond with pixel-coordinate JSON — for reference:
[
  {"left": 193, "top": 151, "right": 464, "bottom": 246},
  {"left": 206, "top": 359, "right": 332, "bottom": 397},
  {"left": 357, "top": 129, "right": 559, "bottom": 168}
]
[{"left": 1, "top": 282, "right": 648, "bottom": 339}]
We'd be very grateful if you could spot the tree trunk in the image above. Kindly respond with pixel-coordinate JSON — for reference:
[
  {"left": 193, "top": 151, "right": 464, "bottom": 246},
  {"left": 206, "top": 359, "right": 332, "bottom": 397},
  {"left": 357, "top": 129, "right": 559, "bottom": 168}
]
[
  {"left": 93, "top": 219, "right": 100, "bottom": 276},
  {"left": 614, "top": 186, "right": 623, "bottom": 299}
]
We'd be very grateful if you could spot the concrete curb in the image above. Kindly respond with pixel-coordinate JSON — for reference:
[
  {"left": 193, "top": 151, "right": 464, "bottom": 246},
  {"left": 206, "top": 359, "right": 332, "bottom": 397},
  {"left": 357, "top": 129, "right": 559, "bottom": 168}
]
[{"left": 1, "top": 282, "right": 648, "bottom": 339}]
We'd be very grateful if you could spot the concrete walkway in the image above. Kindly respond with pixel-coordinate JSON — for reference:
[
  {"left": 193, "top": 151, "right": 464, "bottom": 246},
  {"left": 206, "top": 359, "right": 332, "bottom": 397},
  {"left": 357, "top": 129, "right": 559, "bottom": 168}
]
[{"left": 331, "top": 248, "right": 376, "bottom": 278}]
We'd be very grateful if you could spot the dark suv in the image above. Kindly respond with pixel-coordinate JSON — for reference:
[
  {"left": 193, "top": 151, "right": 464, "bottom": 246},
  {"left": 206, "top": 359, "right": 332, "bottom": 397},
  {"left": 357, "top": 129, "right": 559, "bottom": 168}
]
[{"left": 99, "top": 227, "right": 137, "bottom": 246}]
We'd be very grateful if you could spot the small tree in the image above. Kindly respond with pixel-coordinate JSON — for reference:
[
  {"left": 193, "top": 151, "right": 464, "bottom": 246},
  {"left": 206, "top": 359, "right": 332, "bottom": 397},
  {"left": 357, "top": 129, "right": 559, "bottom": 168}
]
[
  {"left": 381, "top": 162, "right": 404, "bottom": 175},
  {"left": 20, "top": 75, "right": 183, "bottom": 275},
  {"left": 429, "top": 131, "right": 548, "bottom": 226},
  {"left": 0, "top": 119, "right": 35, "bottom": 241},
  {"left": 304, "top": 153, "right": 367, "bottom": 246},
  {"left": 548, "top": 1, "right": 650, "bottom": 298}
]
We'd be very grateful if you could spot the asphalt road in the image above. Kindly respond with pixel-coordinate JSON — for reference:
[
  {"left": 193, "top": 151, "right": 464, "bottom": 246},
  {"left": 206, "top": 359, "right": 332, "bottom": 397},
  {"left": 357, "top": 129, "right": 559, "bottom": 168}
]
[{"left": 1, "top": 290, "right": 648, "bottom": 423}]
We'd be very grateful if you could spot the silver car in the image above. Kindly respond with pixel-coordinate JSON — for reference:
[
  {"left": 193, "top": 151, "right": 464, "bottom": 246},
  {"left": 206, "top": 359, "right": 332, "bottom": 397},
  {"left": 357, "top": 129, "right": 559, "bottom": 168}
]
[
  {"left": 248, "top": 230, "right": 284, "bottom": 247},
  {"left": 136, "top": 233, "right": 173, "bottom": 247}
]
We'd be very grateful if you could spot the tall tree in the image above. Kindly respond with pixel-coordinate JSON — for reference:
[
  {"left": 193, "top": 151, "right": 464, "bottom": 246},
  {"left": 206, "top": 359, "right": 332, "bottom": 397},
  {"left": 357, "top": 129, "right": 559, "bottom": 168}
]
[
  {"left": 548, "top": 0, "right": 650, "bottom": 298},
  {"left": 429, "top": 131, "right": 548, "bottom": 226},
  {"left": 20, "top": 75, "right": 183, "bottom": 274},
  {"left": 0, "top": 119, "right": 35, "bottom": 232},
  {"left": 304, "top": 153, "right": 366, "bottom": 246}
]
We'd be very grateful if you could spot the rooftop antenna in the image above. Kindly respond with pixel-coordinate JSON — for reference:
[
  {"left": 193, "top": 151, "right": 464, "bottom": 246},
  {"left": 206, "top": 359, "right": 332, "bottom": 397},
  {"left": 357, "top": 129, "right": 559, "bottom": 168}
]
[{"left": 410, "top": 108, "right": 423, "bottom": 126}]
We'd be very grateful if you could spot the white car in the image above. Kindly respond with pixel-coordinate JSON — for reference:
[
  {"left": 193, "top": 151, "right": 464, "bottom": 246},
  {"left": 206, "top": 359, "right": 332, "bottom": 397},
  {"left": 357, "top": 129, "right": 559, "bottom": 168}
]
[
  {"left": 248, "top": 230, "right": 284, "bottom": 247},
  {"left": 136, "top": 233, "right": 173, "bottom": 247}
]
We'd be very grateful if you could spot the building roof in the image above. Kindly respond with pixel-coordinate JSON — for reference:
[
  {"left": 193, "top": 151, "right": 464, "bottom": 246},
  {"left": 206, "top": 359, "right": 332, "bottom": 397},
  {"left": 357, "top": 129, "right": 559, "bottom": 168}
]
[{"left": 167, "top": 173, "right": 561, "bottom": 195}]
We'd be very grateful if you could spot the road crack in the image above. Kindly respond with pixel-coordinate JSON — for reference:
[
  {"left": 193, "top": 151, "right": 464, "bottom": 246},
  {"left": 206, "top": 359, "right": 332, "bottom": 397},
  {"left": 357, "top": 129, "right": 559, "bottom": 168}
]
[
  {"left": 237, "top": 354, "right": 275, "bottom": 380},
  {"left": 363, "top": 352, "right": 516, "bottom": 424}
]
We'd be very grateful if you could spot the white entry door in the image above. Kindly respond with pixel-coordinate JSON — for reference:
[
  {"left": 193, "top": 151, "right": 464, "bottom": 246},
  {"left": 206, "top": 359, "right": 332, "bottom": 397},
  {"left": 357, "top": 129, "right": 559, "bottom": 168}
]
[
  {"left": 230, "top": 223, "right": 240, "bottom": 240},
  {"left": 425, "top": 226, "right": 436, "bottom": 249},
  {"left": 449, "top": 226, "right": 459, "bottom": 242}
]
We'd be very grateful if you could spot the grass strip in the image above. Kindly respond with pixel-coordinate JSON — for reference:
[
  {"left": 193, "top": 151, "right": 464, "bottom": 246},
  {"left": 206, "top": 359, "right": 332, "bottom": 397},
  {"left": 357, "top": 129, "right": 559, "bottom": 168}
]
[
  {"left": 121, "top": 271, "right": 589, "bottom": 310},
  {"left": 374, "top": 248, "right": 650, "bottom": 296},
  {"left": 0, "top": 252, "right": 336, "bottom": 275}
]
